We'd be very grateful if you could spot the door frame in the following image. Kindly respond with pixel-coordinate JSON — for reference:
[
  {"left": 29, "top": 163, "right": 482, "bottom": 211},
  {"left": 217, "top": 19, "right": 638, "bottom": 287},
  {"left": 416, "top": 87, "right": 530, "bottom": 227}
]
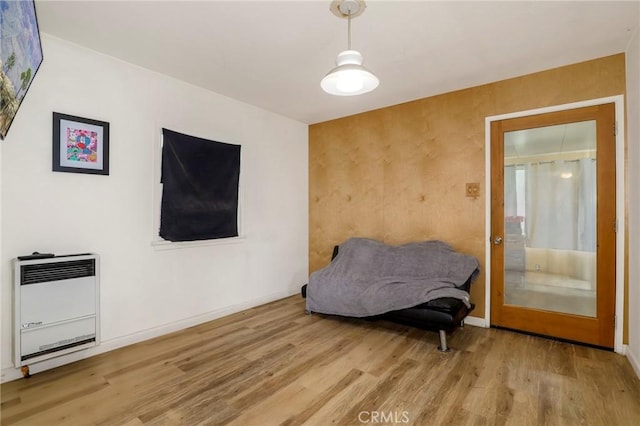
[{"left": 482, "top": 95, "right": 626, "bottom": 354}]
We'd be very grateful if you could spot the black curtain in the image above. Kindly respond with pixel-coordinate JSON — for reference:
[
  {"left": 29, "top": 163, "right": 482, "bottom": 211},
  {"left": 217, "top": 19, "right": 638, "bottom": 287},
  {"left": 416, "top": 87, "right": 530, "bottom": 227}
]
[{"left": 160, "top": 128, "right": 240, "bottom": 242}]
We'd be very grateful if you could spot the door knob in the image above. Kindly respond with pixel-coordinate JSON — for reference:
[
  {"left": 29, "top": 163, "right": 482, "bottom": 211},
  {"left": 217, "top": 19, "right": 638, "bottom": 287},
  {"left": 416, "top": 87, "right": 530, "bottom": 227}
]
[{"left": 493, "top": 236, "right": 503, "bottom": 245}]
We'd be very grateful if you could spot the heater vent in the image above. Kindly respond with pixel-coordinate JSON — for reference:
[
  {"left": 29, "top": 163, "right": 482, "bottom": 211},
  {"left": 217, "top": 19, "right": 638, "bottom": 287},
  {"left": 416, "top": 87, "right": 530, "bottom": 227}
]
[
  {"left": 21, "top": 259, "right": 95, "bottom": 285},
  {"left": 13, "top": 254, "right": 100, "bottom": 370}
]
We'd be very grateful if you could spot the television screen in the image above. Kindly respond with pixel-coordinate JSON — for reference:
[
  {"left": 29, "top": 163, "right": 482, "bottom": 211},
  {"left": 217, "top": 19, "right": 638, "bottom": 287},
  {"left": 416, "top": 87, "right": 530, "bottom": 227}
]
[{"left": 0, "top": 0, "right": 43, "bottom": 140}]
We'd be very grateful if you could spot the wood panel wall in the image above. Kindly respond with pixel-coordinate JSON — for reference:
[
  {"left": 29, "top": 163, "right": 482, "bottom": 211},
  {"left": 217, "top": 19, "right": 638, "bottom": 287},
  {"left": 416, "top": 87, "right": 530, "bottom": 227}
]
[{"left": 309, "top": 54, "right": 626, "bottom": 323}]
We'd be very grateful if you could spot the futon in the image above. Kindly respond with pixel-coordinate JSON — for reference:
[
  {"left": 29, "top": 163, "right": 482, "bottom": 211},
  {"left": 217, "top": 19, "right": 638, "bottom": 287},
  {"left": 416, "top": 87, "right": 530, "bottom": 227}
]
[{"left": 302, "top": 238, "right": 479, "bottom": 351}]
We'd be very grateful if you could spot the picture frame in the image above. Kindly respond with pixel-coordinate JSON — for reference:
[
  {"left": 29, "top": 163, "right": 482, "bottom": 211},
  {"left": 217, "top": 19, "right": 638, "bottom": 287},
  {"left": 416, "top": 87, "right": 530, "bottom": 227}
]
[
  {"left": 52, "top": 112, "right": 110, "bottom": 175},
  {"left": 0, "top": 0, "right": 44, "bottom": 140}
]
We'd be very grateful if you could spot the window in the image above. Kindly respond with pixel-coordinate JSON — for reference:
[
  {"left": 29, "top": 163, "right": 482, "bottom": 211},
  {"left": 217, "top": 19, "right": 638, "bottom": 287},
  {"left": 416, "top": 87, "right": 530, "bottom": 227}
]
[{"left": 158, "top": 128, "right": 241, "bottom": 242}]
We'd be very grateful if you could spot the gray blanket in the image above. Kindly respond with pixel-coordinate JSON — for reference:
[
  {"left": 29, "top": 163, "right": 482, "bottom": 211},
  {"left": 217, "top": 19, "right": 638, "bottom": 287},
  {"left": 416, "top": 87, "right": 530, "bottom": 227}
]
[{"left": 306, "top": 238, "right": 479, "bottom": 317}]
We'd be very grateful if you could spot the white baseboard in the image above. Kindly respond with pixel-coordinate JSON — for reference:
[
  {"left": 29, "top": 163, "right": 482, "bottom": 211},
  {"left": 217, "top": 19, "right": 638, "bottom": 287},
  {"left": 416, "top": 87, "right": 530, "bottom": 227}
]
[
  {"left": 627, "top": 345, "right": 640, "bottom": 380},
  {"left": 1, "top": 289, "right": 297, "bottom": 383},
  {"left": 463, "top": 315, "right": 487, "bottom": 328}
]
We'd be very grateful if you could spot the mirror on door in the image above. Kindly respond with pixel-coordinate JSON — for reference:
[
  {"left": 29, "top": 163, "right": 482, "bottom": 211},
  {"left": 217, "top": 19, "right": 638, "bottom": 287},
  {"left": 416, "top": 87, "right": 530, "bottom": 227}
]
[{"left": 503, "top": 120, "right": 597, "bottom": 318}]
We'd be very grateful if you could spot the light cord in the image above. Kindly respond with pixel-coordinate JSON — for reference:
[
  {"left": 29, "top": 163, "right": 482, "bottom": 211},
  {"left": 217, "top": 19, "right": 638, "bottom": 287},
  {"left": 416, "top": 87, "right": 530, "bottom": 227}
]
[{"left": 347, "top": 9, "right": 352, "bottom": 50}]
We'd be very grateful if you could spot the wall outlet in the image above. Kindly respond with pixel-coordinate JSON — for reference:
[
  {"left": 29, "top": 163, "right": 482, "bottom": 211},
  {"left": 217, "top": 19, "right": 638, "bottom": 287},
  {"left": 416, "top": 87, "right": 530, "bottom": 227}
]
[{"left": 466, "top": 182, "right": 480, "bottom": 198}]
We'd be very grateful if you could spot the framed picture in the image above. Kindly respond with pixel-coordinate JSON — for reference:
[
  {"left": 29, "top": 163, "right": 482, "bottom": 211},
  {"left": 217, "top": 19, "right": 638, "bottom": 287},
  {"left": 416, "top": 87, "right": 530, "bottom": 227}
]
[
  {"left": 52, "top": 112, "right": 110, "bottom": 175},
  {"left": 0, "top": 0, "right": 44, "bottom": 140}
]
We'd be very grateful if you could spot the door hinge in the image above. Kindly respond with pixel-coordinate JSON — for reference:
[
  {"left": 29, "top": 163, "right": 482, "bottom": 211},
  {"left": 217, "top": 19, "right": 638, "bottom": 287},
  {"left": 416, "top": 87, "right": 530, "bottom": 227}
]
[
  {"left": 614, "top": 315, "right": 617, "bottom": 329},
  {"left": 614, "top": 121, "right": 617, "bottom": 136},
  {"left": 614, "top": 220, "right": 618, "bottom": 233}
]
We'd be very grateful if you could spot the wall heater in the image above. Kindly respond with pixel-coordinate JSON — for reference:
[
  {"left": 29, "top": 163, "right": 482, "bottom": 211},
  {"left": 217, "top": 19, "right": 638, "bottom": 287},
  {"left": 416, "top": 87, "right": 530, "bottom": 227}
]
[{"left": 13, "top": 254, "right": 99, "bottom": 374}]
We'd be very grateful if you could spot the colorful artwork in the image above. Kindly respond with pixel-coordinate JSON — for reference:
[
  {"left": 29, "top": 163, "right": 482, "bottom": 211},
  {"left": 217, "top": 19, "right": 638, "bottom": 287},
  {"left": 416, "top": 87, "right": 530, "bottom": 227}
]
[
  {"left": 53, "top": 112, "right": 109, "bottom": 175},
  {"left": 66, "top": 127, "right": 99, "bottom": 163},
  {"left": 0, "top": 0, "right": 43, "bottom": 140}
]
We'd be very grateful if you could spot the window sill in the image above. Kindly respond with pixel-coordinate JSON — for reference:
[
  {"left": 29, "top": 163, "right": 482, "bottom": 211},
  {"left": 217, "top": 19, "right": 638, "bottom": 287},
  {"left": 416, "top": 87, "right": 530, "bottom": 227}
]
[{"left": 151, "top": 236, "right": 246, "bottom": 251}]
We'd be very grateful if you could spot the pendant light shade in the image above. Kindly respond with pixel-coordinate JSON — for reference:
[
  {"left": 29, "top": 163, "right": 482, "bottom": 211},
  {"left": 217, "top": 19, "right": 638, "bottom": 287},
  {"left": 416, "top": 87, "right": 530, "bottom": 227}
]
[
  {"left": 321, "top": 50, "right": 379, "bottom": 96},
  {"left": 321, "top": 0, "right": 378, "bottom": 96}
]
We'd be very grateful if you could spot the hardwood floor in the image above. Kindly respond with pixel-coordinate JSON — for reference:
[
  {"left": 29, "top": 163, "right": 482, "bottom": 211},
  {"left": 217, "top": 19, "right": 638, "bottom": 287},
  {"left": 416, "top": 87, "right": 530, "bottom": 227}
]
[{"left": 2, "top": 296, "right": 639, "bottom": 425}]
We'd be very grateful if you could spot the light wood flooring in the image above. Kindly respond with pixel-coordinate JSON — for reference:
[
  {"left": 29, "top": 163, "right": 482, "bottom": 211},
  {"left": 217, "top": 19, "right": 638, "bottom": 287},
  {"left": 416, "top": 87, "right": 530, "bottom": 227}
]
[{"left": 2, "top": 296, "right": 639, "bottom": 425}]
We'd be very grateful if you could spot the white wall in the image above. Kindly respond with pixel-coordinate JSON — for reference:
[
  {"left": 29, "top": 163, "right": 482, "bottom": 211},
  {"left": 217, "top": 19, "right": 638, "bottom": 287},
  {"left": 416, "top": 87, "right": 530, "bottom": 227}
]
[
  {"left": 0, "top": 35, "right": 308, "bottom": 382},
  {"left": 626, "top": 25, "right": 640, "bottom": 377}
]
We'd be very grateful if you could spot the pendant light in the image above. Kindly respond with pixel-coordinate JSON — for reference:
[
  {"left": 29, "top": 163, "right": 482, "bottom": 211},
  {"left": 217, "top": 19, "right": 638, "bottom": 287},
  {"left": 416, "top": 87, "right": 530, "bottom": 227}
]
[{"left": 321, "top": 0, "right": 379, "bottom": 96}]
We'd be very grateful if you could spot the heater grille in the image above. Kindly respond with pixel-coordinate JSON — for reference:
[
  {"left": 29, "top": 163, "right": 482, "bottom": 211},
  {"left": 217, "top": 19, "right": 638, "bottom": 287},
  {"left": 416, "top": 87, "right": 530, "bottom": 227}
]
[{"left": 21, "top": 259, "right": 96, "bottom": 285}]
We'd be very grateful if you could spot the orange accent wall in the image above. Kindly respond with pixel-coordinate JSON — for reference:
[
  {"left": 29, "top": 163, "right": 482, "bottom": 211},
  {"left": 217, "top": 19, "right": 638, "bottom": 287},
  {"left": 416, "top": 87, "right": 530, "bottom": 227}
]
[{"left": 309, "top": 54, "right": 626, "bottom": 328}]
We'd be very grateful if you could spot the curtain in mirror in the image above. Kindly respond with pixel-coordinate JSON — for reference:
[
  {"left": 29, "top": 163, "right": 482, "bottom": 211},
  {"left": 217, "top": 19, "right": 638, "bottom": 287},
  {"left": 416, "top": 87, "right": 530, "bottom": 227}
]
[{"left": 504, "top": 158, "right": 596, "bottom": 252}]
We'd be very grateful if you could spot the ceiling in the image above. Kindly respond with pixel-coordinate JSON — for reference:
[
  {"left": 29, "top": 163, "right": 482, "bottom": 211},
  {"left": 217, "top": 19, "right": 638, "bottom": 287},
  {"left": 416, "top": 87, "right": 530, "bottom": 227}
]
[
  {"left": 35, "top": 1, "right": 639, "bottom": 125},
  {"left": 504, "top": 121, "right": 596, "bottom": 160}
]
